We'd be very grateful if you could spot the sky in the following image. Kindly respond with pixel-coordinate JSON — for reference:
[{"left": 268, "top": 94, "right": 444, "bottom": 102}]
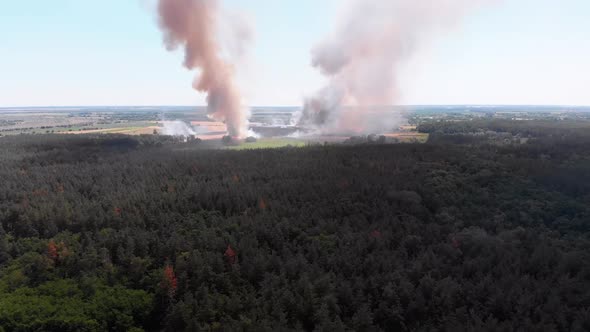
[{"left": 0, "top": 0, "right": 589, "bottom": 107}]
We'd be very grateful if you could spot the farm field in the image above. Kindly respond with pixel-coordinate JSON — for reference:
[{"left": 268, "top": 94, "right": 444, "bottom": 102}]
[{"left": 227, "top": 138, "right": 308, "bottom": 150}]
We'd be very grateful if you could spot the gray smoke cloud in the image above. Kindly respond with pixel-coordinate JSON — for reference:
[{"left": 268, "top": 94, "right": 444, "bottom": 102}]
[
  {"left": 157, "top": 0, "right": 251, "bottom": 138},
  {"left": 300, "top": 0, "right": 490, "bottom": 134}
]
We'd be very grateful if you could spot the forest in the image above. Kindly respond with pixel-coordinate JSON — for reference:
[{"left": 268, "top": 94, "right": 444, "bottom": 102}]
[{"left": 0, "top": 121, "right": 590, "bottom": 331}]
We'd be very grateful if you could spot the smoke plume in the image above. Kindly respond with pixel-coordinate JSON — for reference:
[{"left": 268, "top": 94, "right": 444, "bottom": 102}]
[
  {"left": 300, "top": 0, "right": 488, "bottom": 134},
  {"left": 157, "top": 0, "right": 251, "bottom": 138},
  {"left": 162, "top": 120, "right": 196, "bottom": 136}
]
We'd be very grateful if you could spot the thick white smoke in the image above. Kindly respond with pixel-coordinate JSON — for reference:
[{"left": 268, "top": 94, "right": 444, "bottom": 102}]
[
  {"left": 162, "top": 120, "right": 196, "bottom": 136},
  {"left": 300, "top": 0, "right": 490, "bottom": 134}
]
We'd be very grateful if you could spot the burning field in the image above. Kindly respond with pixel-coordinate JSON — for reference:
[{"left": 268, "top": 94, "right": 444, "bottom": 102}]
[
  {"left": 2, "top": 0, "right": 482, "bottom": 146},
  {"left": 151, "top": 0, "right": 487, "bottom": 141}
]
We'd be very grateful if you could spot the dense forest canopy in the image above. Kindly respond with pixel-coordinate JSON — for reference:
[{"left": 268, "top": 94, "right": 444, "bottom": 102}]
[{"left": 0, "top": 121, "right": 590, "bottom": 331}]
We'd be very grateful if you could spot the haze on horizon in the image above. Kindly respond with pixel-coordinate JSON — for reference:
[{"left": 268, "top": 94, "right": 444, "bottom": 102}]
[{"left": 1, "top": 0, "right": 589, "bottom": 108}]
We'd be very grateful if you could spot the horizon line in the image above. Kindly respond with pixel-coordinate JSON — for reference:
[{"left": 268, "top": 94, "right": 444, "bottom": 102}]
[{"left": 2, "top": 104, "right": 590, "bottom": 110}]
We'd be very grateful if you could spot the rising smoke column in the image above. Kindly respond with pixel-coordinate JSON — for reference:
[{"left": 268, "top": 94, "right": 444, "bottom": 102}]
[
  {"left": 300, "top": 0, "right": 488, "bottom": 133},
  {"left": 157, "top": 0, "right": 250, "bottom": 137}
]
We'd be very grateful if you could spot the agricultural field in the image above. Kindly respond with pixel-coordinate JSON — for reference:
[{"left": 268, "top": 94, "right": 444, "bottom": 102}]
[
  {"left": 0, "top": 107, "right": 426, "bottom": 148},
  {"left": 227, "top": 138, "right": 308, "bottom": 150},
  {"left": 0, "top": 108, "right": 163, "bottom": 136},
  {"left": 382, "top": 132, "right": 429, "bottom": 143}
]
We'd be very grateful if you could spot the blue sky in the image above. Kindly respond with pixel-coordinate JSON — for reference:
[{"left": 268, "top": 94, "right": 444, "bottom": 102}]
[{"left": 0, "top": 0, "right": 589, "bottom": 107}]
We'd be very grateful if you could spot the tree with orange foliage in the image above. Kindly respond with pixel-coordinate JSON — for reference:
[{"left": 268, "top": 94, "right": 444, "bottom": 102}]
[
  {"left": 47, "top": 240, "right": 58, "bottom": 261},
  {"left": 224, "top": 245, "right": 237, "bottom": 265},
  {"left": 47, "top": 240, "right": 70, "bottom": 263},
  {"left": 162, "top": 265, "right": 177, "bottom": 297},
  {"left": 258, "top": 198, "right": 267, "bottom": 211}
]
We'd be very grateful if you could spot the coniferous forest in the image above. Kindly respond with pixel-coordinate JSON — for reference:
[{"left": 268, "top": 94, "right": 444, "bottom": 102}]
[{"left": 1, "top": 121, "right": 590, "bottom": 331}]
